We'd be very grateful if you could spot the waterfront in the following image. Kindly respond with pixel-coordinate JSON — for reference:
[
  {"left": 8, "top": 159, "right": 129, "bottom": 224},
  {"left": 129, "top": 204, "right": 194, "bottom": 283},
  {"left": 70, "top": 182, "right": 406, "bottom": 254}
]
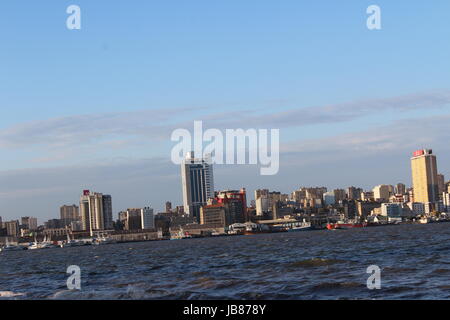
[{"left": 1, "top": 223, "right": 450, "bottom": 300}]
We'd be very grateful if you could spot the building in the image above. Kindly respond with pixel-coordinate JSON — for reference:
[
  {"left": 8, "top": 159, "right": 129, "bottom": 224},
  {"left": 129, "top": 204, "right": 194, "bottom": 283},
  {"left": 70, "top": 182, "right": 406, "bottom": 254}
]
[
  {"left": 347, "top": 186, "right": 363, "bottom": 200},
  {"left": 181, "top": 152, "right": 214, "bottom": 220},
  {"left": 323, "top": 191, "right": 335, "bottom": 206},
  {"left": 141, "top": 207, "right": 155, "bottom": 230},
  {"left": 372, "top": 185, "right": 393, "bottom": 201},
  {"left": 44, "top": 219, "right": 63, "bottom": 229},
  {"left": 21, "top": 216, "right": 38, "bottom": 230},
  {"left": 361, "top": 192, "right": 374, "bottom": 201},
  {"left": 60, "top": 205, "right": 79, "bottom": 226},
  {"left": 408, "top": 202, "right": 425, "bottom": 215},
  {"left": 255, "top": 189, "right": 269, "bottom": 215},
  {"left": 102, "top": 195, "right": 113, "bottom": 230},
  {"left": 165, "top": 201, "right": 172, "bottom": 213},
  {"left": 333, "top": 189, "right": 346, "bottom": 203},
  {"left": 357, "top": 201, "right": 382, "bottom": 218},
  {"left": 59, "top": 204, "right": 80, "bottom": 226},
  {"left": 200, "top": 203, "right": 233, "bottom": 227},
  {"left": 411, "top": 149, "right": 439, "bottom": 203},
  {"left": 444, "top": 193, "right": 450, "bottom": 212},
  {"left": 272, "top": 201, "right": 294, "bottom": 220},
  {"left": 381, "top": 203, "right": 402, "bottom": 218},
  {"left": 395, "top": 183, "right": 406, "bottom": 195},
  {"left": 5, "top": 220, "right": 20, "bottom": 237},
  {"left": 215, "top": 189, "right": 247, "bottom": 223},
  {"left": 80, "top": 190, "right": 113, "bottom": 234},
  {"left": 122, "top": 207, "right": 155, "bottom": 231},
  {"left": 437, "top": 174, "right": 446, "bottom": 197}
]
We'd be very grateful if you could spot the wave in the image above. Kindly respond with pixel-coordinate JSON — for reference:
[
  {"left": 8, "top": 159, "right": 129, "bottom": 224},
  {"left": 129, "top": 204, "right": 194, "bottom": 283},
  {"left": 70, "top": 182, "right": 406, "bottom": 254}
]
[{"left": 288, "top": 258, "right": 344, "bottom": 268}]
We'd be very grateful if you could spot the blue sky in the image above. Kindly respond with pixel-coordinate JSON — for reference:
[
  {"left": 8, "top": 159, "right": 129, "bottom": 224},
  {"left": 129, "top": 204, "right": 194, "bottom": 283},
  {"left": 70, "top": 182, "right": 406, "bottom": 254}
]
[{"left": 1, "top": 1, "right": 450, "bottom": 222}]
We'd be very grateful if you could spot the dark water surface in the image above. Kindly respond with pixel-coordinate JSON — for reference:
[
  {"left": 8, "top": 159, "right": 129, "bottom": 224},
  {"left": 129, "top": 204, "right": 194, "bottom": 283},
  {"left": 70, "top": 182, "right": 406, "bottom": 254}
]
[{"left": 2, "top": 223, "right": 450, "bottom": 300}]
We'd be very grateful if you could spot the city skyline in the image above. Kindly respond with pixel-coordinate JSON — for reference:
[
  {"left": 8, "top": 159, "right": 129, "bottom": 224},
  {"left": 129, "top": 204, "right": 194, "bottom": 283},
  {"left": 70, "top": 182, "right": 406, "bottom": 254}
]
[
  {"left": 1, "top": 148, "right": 448, "bottom": 225},
  {"left": 1, "top": 1, "right": 450, "bottom": 221}
]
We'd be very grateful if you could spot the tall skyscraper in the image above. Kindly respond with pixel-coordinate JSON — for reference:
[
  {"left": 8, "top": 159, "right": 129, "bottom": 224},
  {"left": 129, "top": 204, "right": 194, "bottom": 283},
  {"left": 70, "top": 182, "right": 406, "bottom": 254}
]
[
  {"left": 181, "top": 152, "right": 214, "bottom": 220},
  {"left": 411, "top": 149, "right": 439, "bottom": 203},
  {"left": 80, "top": 190, "right": 113, "bottom": 234}
]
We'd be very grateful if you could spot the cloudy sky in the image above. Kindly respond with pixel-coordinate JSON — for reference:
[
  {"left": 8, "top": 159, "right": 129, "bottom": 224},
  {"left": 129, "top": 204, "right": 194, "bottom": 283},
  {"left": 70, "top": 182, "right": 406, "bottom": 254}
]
[{"left": 1, "top": 1, "right": 450, "bottom": 223}]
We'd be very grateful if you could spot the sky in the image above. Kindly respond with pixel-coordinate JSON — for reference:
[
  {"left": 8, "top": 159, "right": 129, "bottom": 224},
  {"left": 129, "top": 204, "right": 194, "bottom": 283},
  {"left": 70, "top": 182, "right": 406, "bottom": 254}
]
[{"left": 1, "top": 1, "right": 450, "bottom": 223}]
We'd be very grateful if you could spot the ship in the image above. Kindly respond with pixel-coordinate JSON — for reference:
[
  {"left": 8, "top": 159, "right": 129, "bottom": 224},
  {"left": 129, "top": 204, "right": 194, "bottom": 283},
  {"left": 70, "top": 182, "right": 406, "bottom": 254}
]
[
  {"left": 287, "top": 221, "right": 312, "bottom": 232},
  {"left": 326, "top": 221, "right": 367, "bottom": 230}
]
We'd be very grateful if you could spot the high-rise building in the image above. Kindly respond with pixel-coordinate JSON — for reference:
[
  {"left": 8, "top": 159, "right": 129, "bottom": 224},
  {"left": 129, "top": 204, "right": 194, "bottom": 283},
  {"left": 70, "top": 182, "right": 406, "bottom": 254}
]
[
  {"left": 215, "top": 189, "right": 247, "bottom": 222},
  {"left": 437, "top": 174, "right": 445, "bottom": 196},
  {"left": 395, "top": 183, "right": 406, "bottom": 195},
  {"left": 347, "top": 186, "right": 363, "bottom": 200},
  {"left": 79, "top": 190, "right": 113, "bottom": 234},
  {"left": 200, "top": 202, "right": 233, "bottom": 227},
  {"left": 255, "top": 189, "right": 269, "bottom": 215},
  {"left": 102, "top": 195, "right": 113, "bottom": 230},
  {"left": 122, "top": 207, "right": 155, "bottom": 230},
  {"left": 60, "top": 205, "right": 80, "bottom": 226},
  {"left": 372, "top": 185, "right": 393, "bottom": 201},
  {"left": 333, "top": 189, "right": 346, "bottom": 203},
  {"left": 411, "top": 149, "right": 439, "bottom": 203},
  {"left": 443, "top": 193, "right": 450, "bottom": 212},
  {"left": 5, "top": 220, "right": 19, "bottom": 237},
  {"left": 181, "top": 152, "right": 214, "bottom": 220},
  {"left": 323, "top": 191, "right": 336, "bottom": 206},
  {"left": 165, "top": 201, "right": 172, "bottom": 213},
  {"left": 141, "top": 207, "right": 155, "bottom": 230},
  {"left": 21, "top": 216, "right": 38, "bottom": 230}
]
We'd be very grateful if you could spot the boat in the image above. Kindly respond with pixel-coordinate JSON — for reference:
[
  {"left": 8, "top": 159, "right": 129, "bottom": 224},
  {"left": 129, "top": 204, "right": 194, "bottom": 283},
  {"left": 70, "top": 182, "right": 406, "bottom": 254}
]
[
  {"left": 28, "top": 235, "right": 59, "bottom": 250},
  {"left": 287, "top": 221, "right": 313, "bottom": 232},
  {"left": 61, "top": 232, "right": 85, "bottom": 248},
  {"left": 419, "top": 217, "right": 430, "bottom": 224},
  {"left": 93, "top": 233, "right": 116, "bottom": 245},
  {"left": 242, "top": 222, "right": 277, "bottom": 235},
  {"left": 0, "top": 238, "right": 25, "bottom": 252},
  {"left": 170, "top": 228, "right": 193, "bottom": 240},
  {"left": 327, "top": 221, "right": 367, "bottom": 230}
]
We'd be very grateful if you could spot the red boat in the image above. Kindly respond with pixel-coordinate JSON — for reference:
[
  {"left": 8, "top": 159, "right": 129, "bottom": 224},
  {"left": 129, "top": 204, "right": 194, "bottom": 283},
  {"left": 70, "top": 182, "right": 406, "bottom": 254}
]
[{"left": 326, "top": 222, "right": 367, "bottom": 230}]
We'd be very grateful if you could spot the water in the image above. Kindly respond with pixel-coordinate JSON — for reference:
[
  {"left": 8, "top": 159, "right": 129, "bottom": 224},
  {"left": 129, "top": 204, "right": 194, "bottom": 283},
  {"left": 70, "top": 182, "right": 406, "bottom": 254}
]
[{"left": 2, "top": 223, "right": 450, "bottom": 300}]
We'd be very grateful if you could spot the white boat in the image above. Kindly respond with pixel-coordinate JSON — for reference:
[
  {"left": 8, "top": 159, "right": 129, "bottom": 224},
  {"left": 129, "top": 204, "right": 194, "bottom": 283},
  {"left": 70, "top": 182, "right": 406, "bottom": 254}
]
[
  {"left": 170, "top": 227, "right": 192, "bottom": 240},
  {"left": 28, "top": 235, "right": 59, "bottom": 250},
  {"left": 419, "top": 217, "right": 430, "bottom": 224},
  {"left": 61, "top": 232, "right": 85, "bottom": 248},
  {"left": 93, "top": 233, "right": 116, "bottom": 245},
  {"left": 287, "top": 220, "right": 312, "bottom": 232}
]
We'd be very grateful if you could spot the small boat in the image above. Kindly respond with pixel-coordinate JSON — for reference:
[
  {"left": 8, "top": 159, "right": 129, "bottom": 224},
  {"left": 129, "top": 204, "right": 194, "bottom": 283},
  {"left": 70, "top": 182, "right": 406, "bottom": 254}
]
[
  {"left": 61, "top": 232, "right": 85, "bottom": 248},
  {"left": 327, "top": 222, "right": 367, "bottom": 230},
  {"left": 0, "top": 238, "right": 25, "bottom": 252},
  {"left": 419, "top": 217, "right": 430, "bottom": 224},
  {"left": 93, "top": 233, "right": 116, "bottom": 245},
  {"left": 28, "top": 235, "right": 59, "bottom": 250}
]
